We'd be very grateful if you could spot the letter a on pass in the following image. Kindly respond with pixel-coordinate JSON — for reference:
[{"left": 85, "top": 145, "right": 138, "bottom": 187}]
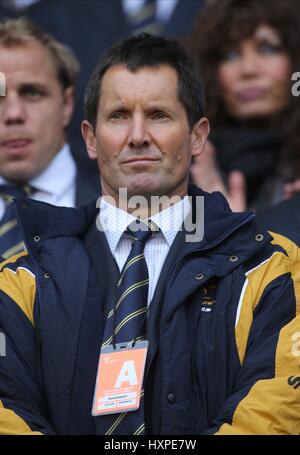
[{"left": 114, "top": 360, "right": 138, "bottom": 387}]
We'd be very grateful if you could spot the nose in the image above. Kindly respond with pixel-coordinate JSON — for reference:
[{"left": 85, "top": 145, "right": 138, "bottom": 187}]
[
  {"left": 1, "top": 93, "right": 26, "bottom": 125},
  {"left": 128, "top": 114, "right": 150, "bottom": 149},
  {"left": 239, "top": 50, "right": 259, "bottom": 77}
]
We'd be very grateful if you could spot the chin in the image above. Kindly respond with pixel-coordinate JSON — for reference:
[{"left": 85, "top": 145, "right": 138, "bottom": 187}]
[
  {"left": 126, "top": 176, "right": 158, "bottom": 195},
  {"left": 234, "top": 105, "right": 276, "bottom": 121},
  {"left": 1, "top": 168, "right": 34, "bottom": 183},
  {"left": 126, "top": 185, "right": 156, "bottom": 198}
]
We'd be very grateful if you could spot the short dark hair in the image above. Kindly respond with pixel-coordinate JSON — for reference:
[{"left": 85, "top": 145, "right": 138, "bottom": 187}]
[{"left": 84, "top": 33, "right": 206, "bottom": 129}]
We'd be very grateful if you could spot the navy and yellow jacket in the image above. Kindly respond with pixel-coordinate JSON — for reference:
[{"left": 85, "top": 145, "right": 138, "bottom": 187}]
[{"left": 0, "top": 186, "right": 299, "bottom": 434}]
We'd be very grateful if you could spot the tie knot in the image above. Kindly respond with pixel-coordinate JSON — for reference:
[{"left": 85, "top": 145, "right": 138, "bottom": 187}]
[
  {"left": 127, "top": 0, "right": 161, "bottom": 35},
  {"left": 0, "top": 183, "right": 33, "bottom": 203},
  {"left": 126, "top": 219, "right": 159, "bottom": 244}
]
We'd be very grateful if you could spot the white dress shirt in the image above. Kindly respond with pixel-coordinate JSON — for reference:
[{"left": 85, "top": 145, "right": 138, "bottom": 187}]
[
  {"left": 99, "top": 195, "right": 191, "bottom": 304},
  {"left": 122, "top": 0, "right": 179, "bottom": 24},
  {"left": 0, "top": 143, "right": 77, "bottom": 220}
]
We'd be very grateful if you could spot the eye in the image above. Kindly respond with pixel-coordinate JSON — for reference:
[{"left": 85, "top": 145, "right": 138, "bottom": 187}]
[
  {"left": 150, "top": 111, "right": 168, "bottom": 120},
  {"left": 258, "top": 42, "right": 283, "bottom": 55},
  {"left": 110, "top": 111, "right": 127, "bottom": 120},
  {"left": 220, "top": 47, "right": 240, "bottom": 62},
  {"left": 22, "top": 87, "right": 45, "bottom": 100}
]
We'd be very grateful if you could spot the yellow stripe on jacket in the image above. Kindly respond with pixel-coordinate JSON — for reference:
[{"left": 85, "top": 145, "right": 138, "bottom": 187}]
[
  {"left": 0, "top": 401, "right": 42, "bottom": 435},
  {"left": 0, "top": 252, "right": 36, "bottom": 326}
]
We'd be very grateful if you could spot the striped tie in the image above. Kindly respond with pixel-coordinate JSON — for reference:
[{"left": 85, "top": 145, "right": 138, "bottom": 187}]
[
  {"left": 0, "top": 184, "right": 33, "bottom": 259},
  {"left": 99, "top": 219, "right": 158, "bottom": 435}
]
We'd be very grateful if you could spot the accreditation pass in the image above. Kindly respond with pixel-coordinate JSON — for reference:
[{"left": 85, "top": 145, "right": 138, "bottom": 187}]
[{"left": 92, "top": 340, "right": 148, "bottom": 416}]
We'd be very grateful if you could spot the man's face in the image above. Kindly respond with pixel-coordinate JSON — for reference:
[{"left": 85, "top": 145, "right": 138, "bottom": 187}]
[
  {"left": 82, "top": 64, "right": 209, "bottom": 202},
  {"left": 0, "top": 42, "right": 74, "bottom": 182}
]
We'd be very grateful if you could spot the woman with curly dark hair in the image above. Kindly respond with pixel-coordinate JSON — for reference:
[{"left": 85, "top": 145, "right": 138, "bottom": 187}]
[{"left": 188, "top": 0, "right": 300, "bottom": 211}]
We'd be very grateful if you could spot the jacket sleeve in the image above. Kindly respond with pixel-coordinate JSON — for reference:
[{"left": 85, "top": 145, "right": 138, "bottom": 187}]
[
  {"left": 0, "top": 254, "right": 55, "bottom": 435},
  {"left": 204, "top": 233, "right": 300, "bottom": 435}
]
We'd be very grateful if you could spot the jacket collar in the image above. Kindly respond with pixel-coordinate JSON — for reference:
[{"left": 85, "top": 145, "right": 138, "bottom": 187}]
[
  {"left": 15, "top": 197, "right": 97, "bottom": 258},
  {"left": 14, "top": 185, "right": 269, "bottom": 262},
  {"left": 182, "top": 185, "right": 256, "bottom": 252}
]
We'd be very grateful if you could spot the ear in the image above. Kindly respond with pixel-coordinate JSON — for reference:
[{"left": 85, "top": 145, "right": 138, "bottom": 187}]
[
  {"left": 81, "top": 120, "right": 98, "bottom": 160},
  {"left": 62, "top": 86, "right": 75, "bottom": 128},
  {"left": 191, "top": 117, "right": 210, "bottom": 159}
]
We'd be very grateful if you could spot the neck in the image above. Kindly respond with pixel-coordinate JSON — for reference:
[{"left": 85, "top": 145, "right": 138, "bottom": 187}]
[{"left": 101, "top": 192, "right": 187, "bottom": 219}]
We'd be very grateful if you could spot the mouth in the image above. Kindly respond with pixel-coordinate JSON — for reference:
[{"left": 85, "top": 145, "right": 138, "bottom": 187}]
[
  {"left": 1, "top": 138, "right": 32, "bottom": 150},
  {"left": 236, "top": 87, "right": 268, "bottom": 101},
  {"left": 122, "top": 157, "right": 160, "bottom": 165}
]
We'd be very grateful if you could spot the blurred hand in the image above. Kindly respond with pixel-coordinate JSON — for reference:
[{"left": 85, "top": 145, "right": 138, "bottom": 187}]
[
  {"left": 191, "top": 140, "right": 247, "bottom": 212},
  {"left": 283, "top": 180, "right": 300, "bottom": 200}
]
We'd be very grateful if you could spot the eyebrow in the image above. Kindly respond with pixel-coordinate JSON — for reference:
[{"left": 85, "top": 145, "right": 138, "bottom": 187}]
[
  {"left": 104, "top": 100, "right": 173, "bottom": 111},
  {"left": 18, "top": 82, "right": 49, "bottom": 92}
]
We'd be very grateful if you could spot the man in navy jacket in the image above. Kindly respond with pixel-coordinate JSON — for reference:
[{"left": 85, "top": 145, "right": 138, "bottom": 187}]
[{"left": 0, "top": 33, "right": 299, "bottom": 435}]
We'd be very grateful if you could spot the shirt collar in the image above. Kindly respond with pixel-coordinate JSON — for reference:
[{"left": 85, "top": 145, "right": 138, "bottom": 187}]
[
  {"left": 151, "top": 196, "right": 190, "bottom": 246},
  {"left": 30, "top": 143, "right": 76, "bottom": 197},
  {"left": 99, "top": 195, "right": 191, "bottom": 255},
  {"left": 0, "top": 143, "right": 76, "bottom": 198},
  {"left": 122, "top": 0, "right": 178, "bottom": 23}
]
